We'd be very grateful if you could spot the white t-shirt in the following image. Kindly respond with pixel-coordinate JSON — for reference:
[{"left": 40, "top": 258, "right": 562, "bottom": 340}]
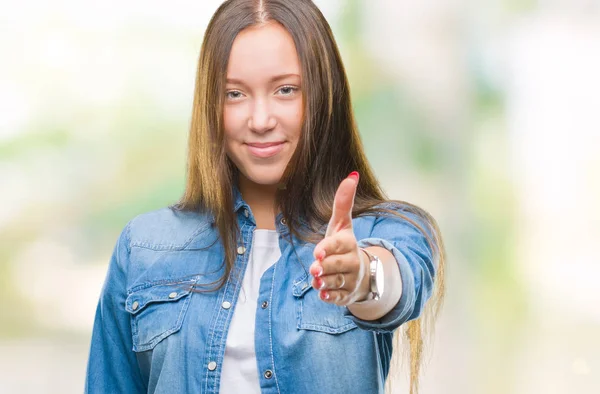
[{"left": 220, "top": 229, "right": 281, "bottom": 393}]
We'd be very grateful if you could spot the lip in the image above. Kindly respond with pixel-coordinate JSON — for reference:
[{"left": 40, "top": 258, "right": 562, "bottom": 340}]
[{"left": 246, "top": 141, "right": 285, "bottom": 158}]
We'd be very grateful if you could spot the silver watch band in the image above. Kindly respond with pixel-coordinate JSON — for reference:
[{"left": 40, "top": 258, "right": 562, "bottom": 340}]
[{"left": 352, "top": 248, "right": 380, "bottom": 304}]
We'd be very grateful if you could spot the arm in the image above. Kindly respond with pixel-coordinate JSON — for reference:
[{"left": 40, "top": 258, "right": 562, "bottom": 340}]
[
  {"left": 343, "top": 210, "right": 436, "bottom": 333},
  {"left": 346, "top": 246, "right": 402, "bottom": 321},
  {"left": 85, "top": 223, "right": 145, "bottom": 393}
]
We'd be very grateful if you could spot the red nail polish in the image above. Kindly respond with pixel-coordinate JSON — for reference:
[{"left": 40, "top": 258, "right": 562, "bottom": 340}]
[
  {"left": 348, "top": 171, "right": 359, "bottom": 181},
  {"left": 317, "top": 266, "right": 323, "bottom": 277},
  {"left": 320, "top": 291, "right": 329, "bottom": 300},
  {"left": 316, "top": 278, "right": 324, "bottom": 289},
  {"left": 318, "top": 250, "right": 326, "bottom": 261}
]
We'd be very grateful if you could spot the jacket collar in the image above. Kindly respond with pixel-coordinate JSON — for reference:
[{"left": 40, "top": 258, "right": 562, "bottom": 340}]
[{"left": 232, "top": 183, "right": 245, "bottom": 213}]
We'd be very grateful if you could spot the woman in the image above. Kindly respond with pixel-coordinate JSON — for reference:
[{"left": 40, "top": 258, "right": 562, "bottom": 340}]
[{"left": 85, "top": 1, "right": 445, "bottom": 393}]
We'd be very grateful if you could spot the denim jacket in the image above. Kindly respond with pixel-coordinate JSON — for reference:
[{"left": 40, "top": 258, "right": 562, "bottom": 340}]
[{"left": 85, "top": 188, "right": 436, "bottom": 394}]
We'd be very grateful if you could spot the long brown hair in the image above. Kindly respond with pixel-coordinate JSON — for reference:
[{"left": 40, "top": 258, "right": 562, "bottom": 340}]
[{"left": 175, "top": 1, "right": 446, "bottom": 392}]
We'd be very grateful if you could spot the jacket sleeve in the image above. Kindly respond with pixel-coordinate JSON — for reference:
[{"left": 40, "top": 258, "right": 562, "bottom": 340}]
[
  {"left": 85, "top": 222, "right": 145, "bottom": 393},
  {"left": 344, "top": 209, "right": 437, "bottom": 333}
]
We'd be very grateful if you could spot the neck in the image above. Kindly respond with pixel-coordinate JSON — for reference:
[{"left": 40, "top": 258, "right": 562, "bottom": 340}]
[{"left": 238, "top": 175, "right": 279, "bottom": 230}]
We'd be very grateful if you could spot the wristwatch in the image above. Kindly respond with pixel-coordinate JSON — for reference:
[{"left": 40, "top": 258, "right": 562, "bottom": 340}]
[{"left": 354, "top": 248, "right": 384, "bottom": 303}]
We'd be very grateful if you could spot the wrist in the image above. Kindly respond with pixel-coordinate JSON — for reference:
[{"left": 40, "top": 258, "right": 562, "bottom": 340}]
[{"left": 353, "top": 248, "right": 376, "bottom": 303}]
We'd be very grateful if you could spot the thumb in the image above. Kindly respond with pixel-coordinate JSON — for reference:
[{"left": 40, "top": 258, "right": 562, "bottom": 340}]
[{"left": 325, "top": 171, "right": 359, "bottom": 237}]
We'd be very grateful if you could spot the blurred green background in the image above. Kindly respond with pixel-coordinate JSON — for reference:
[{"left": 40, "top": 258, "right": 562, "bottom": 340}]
[{"left": 1, "top": 0, "right": 599, "bottom": 393}]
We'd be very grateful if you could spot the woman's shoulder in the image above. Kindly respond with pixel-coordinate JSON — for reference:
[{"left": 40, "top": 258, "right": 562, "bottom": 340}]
[
  {"left": 124, "top": 206, "right": 214, "bottom": 251},
  {"left": 360, "top": 200, "right": 437, "bottom": 240}
]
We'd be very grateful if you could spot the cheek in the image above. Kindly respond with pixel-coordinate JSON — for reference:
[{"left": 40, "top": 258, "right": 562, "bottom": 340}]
[
  {"left": 223, "top": 107, "right": 238, "bottom": 135},
  {"left": 279, "top": 104, "right": 303, "bottom": 139},
  {"left": 223, "top": 105, "right": 246, "bottom": 138},
  {"left": 223, "top": 115, "right": 247, "bottom": 162}
]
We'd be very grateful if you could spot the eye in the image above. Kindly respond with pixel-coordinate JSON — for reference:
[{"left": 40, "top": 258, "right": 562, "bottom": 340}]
[
  {"left": 226, "top": 90, "right": 244, "bottom": 100},
  {"left": 277, "top": 85, "right": 299, "bottom": 96}
]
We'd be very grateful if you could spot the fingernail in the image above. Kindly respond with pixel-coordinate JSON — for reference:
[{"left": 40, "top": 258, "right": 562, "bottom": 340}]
[
  {"left": 317, "top": 278, "right": 325, "bottom": 290},
  {"left": 311, "top": 263, "right": 323, "bottom": 277},
  {"left": 318, "top": 250, "right": 326, "bottom": 261},
  {"left": 319, "top": 278, "right": 325, "bottom": 290},
  {"left": 320, "top": 291, "right": 329, "bottom": 300},
  {"left": 348, "top": 171, "right": 359, "bottom": 182}
]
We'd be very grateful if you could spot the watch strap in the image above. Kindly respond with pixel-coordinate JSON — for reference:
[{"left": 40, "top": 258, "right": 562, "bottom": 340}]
[{"left": 352, "top": 248, "right": 381, "bottom": 304}]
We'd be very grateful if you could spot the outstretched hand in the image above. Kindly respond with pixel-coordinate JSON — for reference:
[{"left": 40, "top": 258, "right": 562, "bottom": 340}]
[{"left": 309, "top": 172, "right": 370, "bottom": 306}]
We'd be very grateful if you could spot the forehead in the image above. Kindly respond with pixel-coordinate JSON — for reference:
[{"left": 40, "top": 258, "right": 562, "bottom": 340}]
[{"left": 226, "top": 21, "right": 301, "bottom": 82}]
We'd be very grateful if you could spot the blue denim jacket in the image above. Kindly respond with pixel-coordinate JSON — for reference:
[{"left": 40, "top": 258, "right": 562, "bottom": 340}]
[{"left": 85, "top": 188, "right": 435, "bottom": 394}]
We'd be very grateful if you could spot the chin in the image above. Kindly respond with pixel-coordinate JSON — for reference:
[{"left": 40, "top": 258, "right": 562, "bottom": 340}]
[{"left": 244, "top": 167, "right": 285, "bottom": 186}]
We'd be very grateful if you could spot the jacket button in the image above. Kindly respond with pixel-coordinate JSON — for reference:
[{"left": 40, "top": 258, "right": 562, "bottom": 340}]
[
  {"left": 280, "top": 218, "right": 286, "bottom": 225},
  {"left": 237, "top": 246, "right": 246, "bottom": 255},
  {"left": 131, "top": 301, "right": 139, "bottom": 311},
  {"left": 243, "top": 209, "right": 249, "bottom": 217},
  {"left": 261, "top": 301, "right": 269, "bottom": 309},
  {"left": 168, "top": 292, "right": 177, "bottom": 299},
  {"left": 222, "top": 301, "right": 231, "bottom": 309},
  {"left": 264, "top": 369, "right": 273, "bottom": 379},
  {"left": 208, "top": 361, "right": 217, "bottom": 371}
]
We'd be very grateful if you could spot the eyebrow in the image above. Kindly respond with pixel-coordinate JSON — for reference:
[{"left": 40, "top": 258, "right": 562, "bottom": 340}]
[{"left": 226, "top": 73, "right": 301, "bottom": 85}]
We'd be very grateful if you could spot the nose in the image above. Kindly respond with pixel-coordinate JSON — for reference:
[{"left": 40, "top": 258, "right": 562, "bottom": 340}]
[{"left": 248, "top": 97, "right": 276, "bottom": 133}]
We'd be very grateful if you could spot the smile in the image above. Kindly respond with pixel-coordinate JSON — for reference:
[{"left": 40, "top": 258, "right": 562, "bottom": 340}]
[{"left": 246, "top": 142, "right": 285, "bottom": 158}]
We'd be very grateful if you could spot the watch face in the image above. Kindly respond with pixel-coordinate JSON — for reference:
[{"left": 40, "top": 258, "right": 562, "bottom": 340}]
[{"left": 376, "top": 259, "right": 385, "bottom": 296}]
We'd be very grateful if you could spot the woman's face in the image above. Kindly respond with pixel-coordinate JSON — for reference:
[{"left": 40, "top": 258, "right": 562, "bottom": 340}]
[{"left": 223, "top": 21, "right": 303, "bottom": 189}]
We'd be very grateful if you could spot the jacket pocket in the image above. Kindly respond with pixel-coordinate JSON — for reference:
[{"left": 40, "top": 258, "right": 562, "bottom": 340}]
[
  {"left": 125, "top": 278, "right": 197, "bottom": 352},
  {"left": 292, "top": 273, "right": 357, "bottom": 334}
]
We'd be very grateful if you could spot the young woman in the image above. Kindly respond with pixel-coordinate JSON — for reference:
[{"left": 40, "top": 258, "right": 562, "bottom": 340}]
[{"left": 85, "top": 1, "right": 445, "bottom": 393}]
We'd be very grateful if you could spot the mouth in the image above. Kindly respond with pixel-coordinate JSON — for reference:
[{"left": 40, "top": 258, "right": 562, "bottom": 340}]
[{"left": 245, "top": 141, "right": 285, "bottom": 158}]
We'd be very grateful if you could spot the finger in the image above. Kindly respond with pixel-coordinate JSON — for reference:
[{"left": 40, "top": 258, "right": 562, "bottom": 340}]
[
  {"left": 309, "top": 249, "right": 350, "bottom": 279},
  {"left": 313, "top": 229, "right": 357, "bottom": 262},
  {"left": 318, "top": 252, "right": 356, "bottom": 276},
  {"left": 319, "top": 289, "right": 352, "bottom": 305},
  {"left": 312, "top": 272, "right": 353, "bottom": 291},
  {"left": 309, "top": 261, "right": 324, "bottom": 278},
  {"left": 325, "top": 172, "right": 359, "bottom": 237}
]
